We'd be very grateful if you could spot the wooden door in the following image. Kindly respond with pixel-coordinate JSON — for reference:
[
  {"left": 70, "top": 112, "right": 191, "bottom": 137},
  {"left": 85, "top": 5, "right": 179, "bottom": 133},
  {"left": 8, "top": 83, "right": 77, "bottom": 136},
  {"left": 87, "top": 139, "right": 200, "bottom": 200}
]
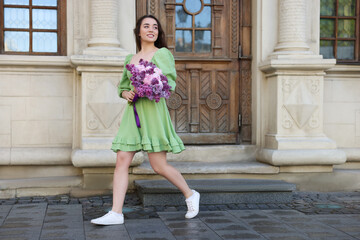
[{"left": 137, "top": 0, "right": 252, "bottom": 144}]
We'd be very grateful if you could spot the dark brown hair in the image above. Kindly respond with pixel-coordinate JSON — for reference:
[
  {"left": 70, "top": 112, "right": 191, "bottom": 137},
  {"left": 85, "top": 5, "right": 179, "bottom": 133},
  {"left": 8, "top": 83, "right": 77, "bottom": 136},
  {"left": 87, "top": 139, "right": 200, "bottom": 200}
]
[{"left": 134, "top": 15, "right": 167, "bottom": 51}]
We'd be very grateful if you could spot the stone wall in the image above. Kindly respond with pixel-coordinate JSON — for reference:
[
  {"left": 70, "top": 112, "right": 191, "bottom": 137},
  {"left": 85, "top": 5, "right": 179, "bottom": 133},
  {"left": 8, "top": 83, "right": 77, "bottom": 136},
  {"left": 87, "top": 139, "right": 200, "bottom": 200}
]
[
  {"left": 0, "top": 72, "right": 72, "bottom": 149},
  {"left": 0, "top": 58, "right": 73, "bottom": 166},
  {"left": 324, "top": 66, "right": 360, "bottom": 161}
]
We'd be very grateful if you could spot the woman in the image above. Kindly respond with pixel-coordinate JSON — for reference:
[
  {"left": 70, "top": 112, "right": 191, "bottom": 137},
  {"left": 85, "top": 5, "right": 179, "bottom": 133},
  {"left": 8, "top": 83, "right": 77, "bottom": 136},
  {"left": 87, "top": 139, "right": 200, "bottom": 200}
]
[{"left": 91, "top": 15, "right": 200, "bottom": 225}]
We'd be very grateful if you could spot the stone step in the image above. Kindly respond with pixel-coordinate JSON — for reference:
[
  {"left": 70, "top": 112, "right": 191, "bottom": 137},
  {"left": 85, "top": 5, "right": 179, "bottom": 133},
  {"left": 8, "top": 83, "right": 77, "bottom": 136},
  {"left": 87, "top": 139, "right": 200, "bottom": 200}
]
[
  {"left": 166, "top": 145, "right": 256, "bottom": 163},
  {"left": 135, "top": 179, "right": 296, "bottom": 206},
  {"left": 132, "top": 161, "right": 279, "bottom": 174}
]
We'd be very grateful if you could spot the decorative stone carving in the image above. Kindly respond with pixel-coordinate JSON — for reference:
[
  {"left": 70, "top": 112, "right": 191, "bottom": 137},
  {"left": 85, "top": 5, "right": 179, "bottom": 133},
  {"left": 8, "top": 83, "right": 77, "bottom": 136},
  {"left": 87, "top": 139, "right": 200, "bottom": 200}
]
[
  {"left": 167, "top": 93, "right": 182, "bottom": 110},
  {"left": 87, "top": 118, "right": 99, "bottom": 130},
  {"left": 206, "top": 93, "right": 222, "bottom": 110},
  {"left": 282, "top": 107, "right": 294, "bottom": 129},
  {"left": 283, "top": 82, "right": 318, "bottom": 128},
  {"left": 308, "top": 113, "right": 320, "bottom": 129},
  {"left": 87, "top": 77, "right": 97, "bottom": 90},
  {"left": 310, "top": 79, "right": 320, "bottom": 95},
  {"left": 88, "top": 80, "right": 124, "bottom": 129},
  {"left": 282, "top": 78, "right": 296, "bottom": 93}
]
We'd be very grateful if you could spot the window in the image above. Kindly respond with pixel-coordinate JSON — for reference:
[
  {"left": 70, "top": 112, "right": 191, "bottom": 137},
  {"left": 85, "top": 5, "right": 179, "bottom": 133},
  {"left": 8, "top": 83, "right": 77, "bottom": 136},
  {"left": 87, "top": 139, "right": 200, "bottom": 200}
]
[
  {"left": 320, "top": 0, "right": 359, "bottom": 63},
  {"left": 175, "top": 0, "right": 212, "bottom": 54},
  {"left": 0, "top": 0, "right": 66, "bottom": 55}
]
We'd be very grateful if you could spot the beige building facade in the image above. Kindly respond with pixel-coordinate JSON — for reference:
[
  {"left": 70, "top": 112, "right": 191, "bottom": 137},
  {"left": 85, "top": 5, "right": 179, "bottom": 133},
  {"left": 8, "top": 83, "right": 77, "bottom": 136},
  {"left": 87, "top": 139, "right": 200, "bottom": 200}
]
[{"left": 0, "top": 0, "right": 359, "bottom": 199}]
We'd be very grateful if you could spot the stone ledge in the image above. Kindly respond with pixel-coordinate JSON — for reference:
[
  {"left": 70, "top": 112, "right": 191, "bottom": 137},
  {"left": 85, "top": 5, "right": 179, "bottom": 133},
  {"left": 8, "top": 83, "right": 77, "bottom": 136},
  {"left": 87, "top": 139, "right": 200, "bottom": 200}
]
[
  {"left": 342, "top": 148, "right": 360, "bottom": 162},
  {"left": 257, "top": 148, "right": 346, "bottom": 166},
  {"left": 0, "top": 176, "right": 82, "bottom": 190},
  {"left": 16, "top": 187, "right": 72, "bottom": 198},
  {"left": 334, "top": 162, "right": 360, "bottom": 170},
  {"left": 0, "top": 55, "right": 70, "bottom": 67},
  {"left": 0, "top": 147, "right": 72, "bottom": 165},
  {"left": 132, "top": 161, "right": 279, "bottom": 175},
  {"left": 71, "top": 149, "right": 144, "bottom": 167}
]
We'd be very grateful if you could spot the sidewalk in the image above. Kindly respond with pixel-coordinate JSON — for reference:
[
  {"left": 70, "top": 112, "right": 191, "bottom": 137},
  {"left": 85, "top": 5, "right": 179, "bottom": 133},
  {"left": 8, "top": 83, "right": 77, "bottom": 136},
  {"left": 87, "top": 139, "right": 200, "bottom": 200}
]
[{"left": 0, "top": 192, "right": 360, "bottom": 240}]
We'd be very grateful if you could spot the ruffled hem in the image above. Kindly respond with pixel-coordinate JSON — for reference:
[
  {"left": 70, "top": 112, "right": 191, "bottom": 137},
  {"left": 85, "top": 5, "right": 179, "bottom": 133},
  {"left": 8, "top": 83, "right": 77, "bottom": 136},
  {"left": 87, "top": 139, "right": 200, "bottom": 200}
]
[{"left": 111, "top": 136, "right": 185, "bottom": 154}]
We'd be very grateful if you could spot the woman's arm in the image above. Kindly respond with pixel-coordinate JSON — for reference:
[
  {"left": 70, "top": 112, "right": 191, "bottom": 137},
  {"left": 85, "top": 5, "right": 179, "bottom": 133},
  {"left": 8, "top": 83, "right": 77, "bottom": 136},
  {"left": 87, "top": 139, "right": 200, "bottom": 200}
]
[
  {"left": 153, "top": 48, "right": 177, "bottom": 91},
  {"left": 118, "top": 54, "right": 134, "bottom": 98}
]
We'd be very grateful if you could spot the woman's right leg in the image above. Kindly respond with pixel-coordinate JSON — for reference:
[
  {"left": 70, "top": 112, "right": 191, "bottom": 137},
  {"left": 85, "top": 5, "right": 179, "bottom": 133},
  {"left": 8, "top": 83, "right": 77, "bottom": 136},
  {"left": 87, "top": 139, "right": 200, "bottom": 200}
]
[{"left": 111, "top": 151, "right": 136, "bottom": 214}]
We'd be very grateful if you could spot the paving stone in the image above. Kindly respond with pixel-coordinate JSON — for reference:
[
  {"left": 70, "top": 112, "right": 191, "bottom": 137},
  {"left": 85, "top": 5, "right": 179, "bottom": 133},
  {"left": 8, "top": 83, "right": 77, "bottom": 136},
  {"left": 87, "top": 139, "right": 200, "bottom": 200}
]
[
  {"left": 40, "top": 228, "right": 85, "bottom": 240},
  {"left": 207, "top": 205, "right": 218, "bottom": 211},
  {"left": 305, "top": 231, "right": 356, "bottom": 240},
  {"left": 1, "top": 192, "right": 360, "bottom": 239},
  {"left": 197, "top": 211, "right": 265, "bottom": 240},
  {"left": 43, "top": 215, "right": 83, "bottom": 224},
  {"left": 125, "top": 218, "right": 176, "bottom": 240},
  {"left": 1, "top": 200, "right": 16, "bottom": 205},
  {"left": 199, "top": 205, "right": 209, "bottom": 211},
  {"left": 84, "top": 221, "right": 131, "bottom": 240},
  {"left": 228, "top": 210, "right": 311, "bottom": 239},
  {"left": 1, "top": 203, "right": 46, "bottom": 240},
  {"left": 47, "top": 204, "right": 82, "bottom": 213},
  {"left": 0, "top": 234, "right": 40, "bottom": 240},
  {"left": 1, "top": 221, "right": 43, "bottom": 228},
  {"left": 262, "top": 210, "right": 358, "bottom": 240},
  {"left": 0, "top": 205, "right": 12, "bottom": 213},
  {"left": 37, "top": 204, "right": 85, "bottom": 240},
  {"left": 0, "top": 205, "right": 12, "bottom": 226},
  {"left": 0, "top": 228, "right": 41, "bottom": 239},
  {"left": 164, "top": 206, "right": 177, "bottom": 212},
  {"left": 217, "top": 231, "right": 266, "bottom": 240},
  {"left": 228, "top": 210, "right": 270, "bottom": 220},
  {"left": 267, "top": 236, "right": 310, "bottom": 240},
  {"left": 158, "top": 212, "right": 222, "bottom": 240}
]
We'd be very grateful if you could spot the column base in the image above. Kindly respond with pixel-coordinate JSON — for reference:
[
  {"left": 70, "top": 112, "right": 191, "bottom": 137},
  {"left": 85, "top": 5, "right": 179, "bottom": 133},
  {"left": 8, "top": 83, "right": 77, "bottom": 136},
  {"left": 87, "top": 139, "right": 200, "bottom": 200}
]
[
  {"left": 257, "top": 148, "right": 346, "bottom": 166},
  {"left": 83, "top": 46, "right": 129, "bottom": 57}
]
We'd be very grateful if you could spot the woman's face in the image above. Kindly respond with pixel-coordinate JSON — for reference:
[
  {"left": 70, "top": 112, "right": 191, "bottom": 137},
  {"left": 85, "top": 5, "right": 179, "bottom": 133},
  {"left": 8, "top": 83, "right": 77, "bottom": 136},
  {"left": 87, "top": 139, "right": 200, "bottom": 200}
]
[{"left": 139, "top": 17, "right": 159, "bottom": 44}]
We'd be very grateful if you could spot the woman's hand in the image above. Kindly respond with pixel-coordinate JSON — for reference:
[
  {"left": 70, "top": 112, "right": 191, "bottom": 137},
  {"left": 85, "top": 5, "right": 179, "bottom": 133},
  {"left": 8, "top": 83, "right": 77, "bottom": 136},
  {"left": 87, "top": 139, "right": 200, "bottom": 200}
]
[{"left": 122, "top": 90, "right": 136, "bottom": 102}]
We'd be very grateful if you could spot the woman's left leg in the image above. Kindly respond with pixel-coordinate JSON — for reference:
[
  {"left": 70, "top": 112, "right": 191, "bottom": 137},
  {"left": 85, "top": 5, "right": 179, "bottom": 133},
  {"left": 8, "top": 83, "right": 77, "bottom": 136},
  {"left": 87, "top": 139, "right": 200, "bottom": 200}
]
[
  {"left": 148, "top": 151, "right": 193, "bottom": 198},
  {"left": 148, "top": 151, "right": 200, "bottom": 219}
]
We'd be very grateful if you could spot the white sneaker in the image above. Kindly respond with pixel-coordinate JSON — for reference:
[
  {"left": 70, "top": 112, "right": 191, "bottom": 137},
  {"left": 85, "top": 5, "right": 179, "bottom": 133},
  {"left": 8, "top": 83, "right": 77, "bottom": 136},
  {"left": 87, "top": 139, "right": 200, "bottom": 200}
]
[
  {"left": 90, "top": 211, "right": 124, "bottom": 225},
  {"left": 185, "top": 190, "right": 200, "bottom": 219}
]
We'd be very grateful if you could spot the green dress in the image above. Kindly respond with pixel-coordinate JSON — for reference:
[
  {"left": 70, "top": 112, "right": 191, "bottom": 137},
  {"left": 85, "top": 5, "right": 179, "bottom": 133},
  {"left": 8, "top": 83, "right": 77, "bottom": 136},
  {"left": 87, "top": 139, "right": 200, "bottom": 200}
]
[{"left": 111, "top": 48, "right": 185, "bottom": 154}]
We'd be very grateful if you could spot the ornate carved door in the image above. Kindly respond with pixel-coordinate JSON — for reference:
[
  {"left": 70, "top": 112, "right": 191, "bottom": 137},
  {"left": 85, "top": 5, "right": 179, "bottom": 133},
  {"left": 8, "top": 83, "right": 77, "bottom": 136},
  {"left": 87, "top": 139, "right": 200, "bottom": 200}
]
[{"left": 137, "top": 0, "right": 252, "bottom": 144}]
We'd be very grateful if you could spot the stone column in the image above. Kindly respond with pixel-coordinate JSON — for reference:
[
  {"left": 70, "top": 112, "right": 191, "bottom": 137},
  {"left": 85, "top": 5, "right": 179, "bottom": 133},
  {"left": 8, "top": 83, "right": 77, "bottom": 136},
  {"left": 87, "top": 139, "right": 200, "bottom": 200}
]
[
  {"left": 69, "top": 0, "right": 143, "bottom": 172},
  {"left": 83, "top": 0, "right": 127, "bottom": 56},
  {"left": 257, "top": 0, "right": 346, "bottom": 171},
  {"left": 274, "top": 0, "right": 309, "bottom": 53}
]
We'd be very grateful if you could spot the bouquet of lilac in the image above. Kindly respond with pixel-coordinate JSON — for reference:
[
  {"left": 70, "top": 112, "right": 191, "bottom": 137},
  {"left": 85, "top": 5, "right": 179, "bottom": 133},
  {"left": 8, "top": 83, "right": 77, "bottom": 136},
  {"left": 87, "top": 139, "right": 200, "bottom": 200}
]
[
  {"left": 126, "top": 59, "right": 171, "bottom": 103},
  {"left": 125, "top": 59, "right": 172, "bottom": 128}
]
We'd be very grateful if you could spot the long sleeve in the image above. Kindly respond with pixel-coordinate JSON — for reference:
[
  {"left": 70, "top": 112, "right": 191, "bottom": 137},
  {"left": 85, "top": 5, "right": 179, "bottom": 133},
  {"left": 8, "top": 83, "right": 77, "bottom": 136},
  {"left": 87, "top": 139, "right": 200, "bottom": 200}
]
[
  {"left": 118, "top": 54, "right": 133, "bottom": 98},
  {"left": 153, "top": 48, "right": 177, "bottom": 91}
]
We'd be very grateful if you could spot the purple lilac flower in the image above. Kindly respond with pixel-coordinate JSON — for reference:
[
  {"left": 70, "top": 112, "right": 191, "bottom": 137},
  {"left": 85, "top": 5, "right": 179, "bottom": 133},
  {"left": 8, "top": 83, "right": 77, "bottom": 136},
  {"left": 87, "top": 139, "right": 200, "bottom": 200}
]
[{"left": 125, "top": 58, "right": 172, "bottom": 103}]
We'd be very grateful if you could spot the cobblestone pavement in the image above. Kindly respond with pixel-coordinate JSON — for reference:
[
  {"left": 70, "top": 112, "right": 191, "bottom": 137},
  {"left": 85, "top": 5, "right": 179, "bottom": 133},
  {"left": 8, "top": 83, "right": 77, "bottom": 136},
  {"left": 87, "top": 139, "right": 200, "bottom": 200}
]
[{"left": 0, "top": 191, "right": 359, "bottom": 239}]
